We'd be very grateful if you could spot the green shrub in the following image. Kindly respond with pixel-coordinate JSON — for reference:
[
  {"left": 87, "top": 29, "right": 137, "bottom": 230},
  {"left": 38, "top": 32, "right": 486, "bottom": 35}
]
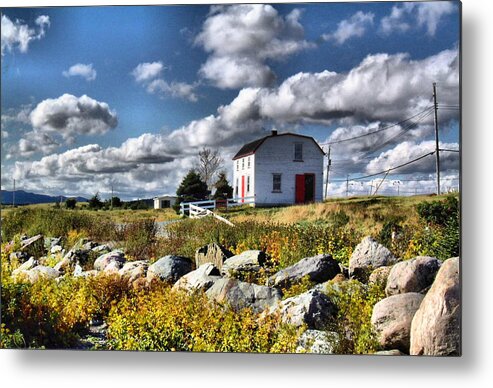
[
  {"left": 416, "top": 195, "right": 459, "bottom": 226},
  {"left": 106, "top": 284, "right": 303, "bottom": 352},
  {"left": 324, "top": 280, "right": 385, "bottom": 354},
  {"left": 119, "top": 219, "right": 157, "bottom": 260}
]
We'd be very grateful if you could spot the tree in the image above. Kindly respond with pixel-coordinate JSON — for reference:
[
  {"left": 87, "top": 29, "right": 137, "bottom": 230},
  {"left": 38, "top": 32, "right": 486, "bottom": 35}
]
[
  {"left": 213, "top": 172, "right": 233, "bottom": 199},
  {"left": 88, "top": 192, "right": 103, "bottom": 210},
  {"left": 197, "top": 148, "right": 223, "bottom": 190},
  {"left": 65, "top": 198, "right": 77, "bottom": 209},
  {"left": 174, "top": 169, "right": 209, "bottom": 213},
  {"left": 105, "top": 196, "right": 122, "bottom": 209}
]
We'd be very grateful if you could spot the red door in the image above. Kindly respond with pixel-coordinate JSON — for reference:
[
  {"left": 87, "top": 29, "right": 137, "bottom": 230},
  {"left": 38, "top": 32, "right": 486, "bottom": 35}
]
[
  {"left": 241, "top": 176, "right": 245, "bottom": 203},
  {"left": 295, "top": 174, "right": 305, "bottom": 204}
]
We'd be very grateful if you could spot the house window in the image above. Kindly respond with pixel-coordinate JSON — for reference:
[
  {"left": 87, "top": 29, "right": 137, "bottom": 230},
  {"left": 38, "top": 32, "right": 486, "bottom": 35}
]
[
  {"left": 235, "top": 179, "right": 239, "bottom": 196},
  {"left": 272, "top": 174, "right": 282, "bottom": 192},
  {"left": 242, "top": 158, "right": 245, "bottom": 170},
  {"left": 294, "top": 143, "right": 303, "bottom": 161},
  {"left": 236, "top": 161, "right": 239, "bottom": 171},
  {"left": 247, "top": 176, "right": 250, "bottom": 193},
  {"left": 247, "top": 156, "right": 251, "bottom": 168}
]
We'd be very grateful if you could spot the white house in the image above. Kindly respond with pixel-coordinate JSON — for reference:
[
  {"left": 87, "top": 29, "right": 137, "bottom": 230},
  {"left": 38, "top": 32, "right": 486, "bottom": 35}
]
[
  {"left": 153, "top": 195, "right": 177, "bottom": 209},
  {"left": 232, "top": 131, "right": 325, "bottom": 206}
]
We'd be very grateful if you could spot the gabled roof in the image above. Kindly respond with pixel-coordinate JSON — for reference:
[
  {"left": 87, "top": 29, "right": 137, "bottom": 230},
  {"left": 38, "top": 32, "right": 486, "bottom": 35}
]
[{"left": 232, "top": 132, "right": 325, "bottom": 160}]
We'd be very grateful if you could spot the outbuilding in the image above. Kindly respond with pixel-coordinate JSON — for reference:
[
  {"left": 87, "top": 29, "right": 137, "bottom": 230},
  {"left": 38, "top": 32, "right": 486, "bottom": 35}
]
[
  {"left": 153, "top": 195, "right": 177, "bottom": 209},
  {"left": 232, "top": 131, "right": 325, "bottom": 206}
]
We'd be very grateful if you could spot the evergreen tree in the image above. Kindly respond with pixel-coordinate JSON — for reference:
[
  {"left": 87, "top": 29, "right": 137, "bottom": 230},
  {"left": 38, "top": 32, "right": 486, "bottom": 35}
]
[
  {"left": 65, "top": 198, "right": 77, "bottom": 209},
  {"left": 213, "top": 172, "right": 233, "bottom": 199},
  {"left": 174, "top": 170, "right": 209, "bottom": 213},
  {"left": 88, "top": 192, "right": 103, "bottom": 210}
]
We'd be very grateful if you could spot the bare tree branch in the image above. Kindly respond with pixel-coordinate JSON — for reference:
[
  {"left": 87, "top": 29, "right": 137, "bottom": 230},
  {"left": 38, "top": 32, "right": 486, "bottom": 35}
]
[{"left": 197, "top": 148, "right": 224, "bottom": 189}]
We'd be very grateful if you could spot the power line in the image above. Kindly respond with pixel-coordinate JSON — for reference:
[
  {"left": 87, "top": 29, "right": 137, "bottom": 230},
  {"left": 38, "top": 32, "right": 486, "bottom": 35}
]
[
  {"left": 330, "top": 151, "right": 435, "bottom": 182},
  {"left": 320, "top": 106, "right": 433, "bottom": 146}
]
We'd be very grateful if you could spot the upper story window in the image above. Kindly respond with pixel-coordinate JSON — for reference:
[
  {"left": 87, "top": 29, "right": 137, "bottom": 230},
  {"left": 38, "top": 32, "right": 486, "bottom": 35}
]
[
  {"left": 247, "top": 156, "right": 251, "bottom": 168},
  {"left": 236, "top": 161, "right": 239, "bottom": 171},
  {"left": 294, "top": 143, "right": 303, "bottom": 161},
  {"left": 242, "top": 158, "right": 245, "bottom": 170},
  {"left": 272, "top": 173, "right": 282, "bottom": 192}
]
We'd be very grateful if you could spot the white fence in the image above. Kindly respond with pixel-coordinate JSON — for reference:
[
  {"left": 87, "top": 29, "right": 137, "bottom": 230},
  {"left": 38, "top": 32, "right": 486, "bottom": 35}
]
[{"left": 179, "top": 196, "right": 255, "bottom": 217}]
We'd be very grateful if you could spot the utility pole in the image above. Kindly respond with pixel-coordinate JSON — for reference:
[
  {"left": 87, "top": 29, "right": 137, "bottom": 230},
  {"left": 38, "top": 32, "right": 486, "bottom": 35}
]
[
  {"left": 433, "top": 82, "right": 441, "bottom": 195},
  {"left": 346, "top": 175, "right": 349, "bottom": 198},
  {"left": 369, "top": 180, "right": 375, "bottom": 196},
  {"left": 324, "top": 146, "right": 331, "bottom": 200},
  {"left": 12, "top": 179, "right": 15, "bottom": 207}
]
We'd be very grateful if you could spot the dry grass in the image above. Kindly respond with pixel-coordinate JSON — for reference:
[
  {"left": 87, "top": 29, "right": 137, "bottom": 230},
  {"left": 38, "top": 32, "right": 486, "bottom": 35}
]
[{"left": 228, "top": 194, "right": 448, "bottom": 236}]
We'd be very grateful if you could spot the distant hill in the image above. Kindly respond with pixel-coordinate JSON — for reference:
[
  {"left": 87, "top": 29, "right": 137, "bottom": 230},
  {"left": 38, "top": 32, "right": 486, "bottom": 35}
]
[{"left": 1, "top": 190, "right": 88, "bottom": 205}]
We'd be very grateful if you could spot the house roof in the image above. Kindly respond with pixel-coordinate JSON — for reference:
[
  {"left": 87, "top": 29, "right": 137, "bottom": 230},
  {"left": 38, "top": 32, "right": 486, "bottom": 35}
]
[{"left": 232, "top": 132, "right": 325, "bottom": 160}]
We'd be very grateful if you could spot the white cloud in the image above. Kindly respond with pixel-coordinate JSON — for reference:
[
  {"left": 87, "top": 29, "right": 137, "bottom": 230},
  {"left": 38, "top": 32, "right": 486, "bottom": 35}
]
[
  {"left": 62, "top": 63, "right": 97, "bottom": 81},
  {"left": 196, "top": 4, "right": 313, "bottom": 89},
  {"left": 16, "top": 130, "right": 59, "bottom": 158},
  {"left": 131, "top": 61, "right": 164, "bottom": 83},
  {"left": 132, "top": 61, "right": 198, "bottom": 102},
  {"left": 380, "top": 2, "right": 455, "bottom": 37},
  {"left": 1, "top": 14, "right": 50, "bottom": 56},
  {"left": 323, "top": 11, "right": 374, "bottom": 45},
  {"left": 256, "top": 48, "right": 459, "bottom": 125},
  {"left": 1, "top": 130, "right": 8, "bottom": 139},
  {"left": 365, "top": 140, "right": 459, "bottom": 174},
  {"left": 29, "top": 94, "right": 118, "bottom": 143}
]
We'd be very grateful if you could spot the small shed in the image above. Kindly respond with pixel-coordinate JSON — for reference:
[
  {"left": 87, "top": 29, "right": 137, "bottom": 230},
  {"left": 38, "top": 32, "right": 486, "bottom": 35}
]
[{"left": 153, "top": 195, "right": 177, "bottom": 209}]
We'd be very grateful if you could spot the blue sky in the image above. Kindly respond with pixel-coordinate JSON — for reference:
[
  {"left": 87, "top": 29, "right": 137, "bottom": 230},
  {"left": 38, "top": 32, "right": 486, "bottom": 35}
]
[{"left": 1, "top": 2, "right": 460, "bottom": 199}]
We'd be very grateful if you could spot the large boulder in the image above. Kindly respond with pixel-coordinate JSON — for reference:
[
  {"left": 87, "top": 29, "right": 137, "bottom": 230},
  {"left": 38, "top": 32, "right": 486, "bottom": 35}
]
[
  {"left": 195, "top": 243, "right": 233, "bottom": 270},
  {"left": 274, "top": 289, "right": 337, "bottom": 330},
  {"left": 11, "top": 257, "right": 38, "bottom": 279},
  {"left": 93, "top": 250, "right": 126, "bottom": 271},
  {"left": 296, "top": 330, "right": 340, "bottom": 354},
  {"left": 221, "top": 250, "right": 268, "bottom": 276},
  {"left": 118, "top": 260, "right": 149, "bottom": 283},
  {"left": 206, "top": 278, "right": 281, "bottom": 313},
  {"left": 385, "top": 256, "right": 441, "bottom": 296},
  {"left": 371, "top": 292, "right": 424, "bottom": 353},
  {"left": 173, "top": 263, "right": 221, "bottom": 293},
  {"left": 267, "top": 254, "right": 340, "bottom": 289},
  {"left": 410, "top": 257, "right": 460, "bottom": 356},
  {"left": 349, "top": 236, "right": 397, "bottom": 281},
  {"left": 147, "top": 255, "right": 193, "bottom": 283}
]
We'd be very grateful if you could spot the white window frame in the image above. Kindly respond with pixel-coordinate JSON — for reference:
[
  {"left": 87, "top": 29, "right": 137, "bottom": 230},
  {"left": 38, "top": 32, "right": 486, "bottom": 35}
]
[
  {"left": 294, "top": 142, "right": 303, "bottom": 161},
  {"left": 272, "top": 173, "right": 282, "bottom": 193}
]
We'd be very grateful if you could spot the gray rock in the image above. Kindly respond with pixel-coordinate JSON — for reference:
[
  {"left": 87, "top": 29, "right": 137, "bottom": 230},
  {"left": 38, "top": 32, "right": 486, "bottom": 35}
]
[
  {"left": 349, "top": 236, "right": 397, "bottom": 281},
  {"left": 11, "top": 257, "right": 38, "bottom": 278},
  {"left": 268, "top": 254, "right": 340, "bottom": 289},
  {"left": 93, "top": 250, "right": 126, "bottom": 271},
  {"left": 16, "top": 265, "right": 60, "bottom": 283},
  {"left": 118, "top": 260, "right": 149, "bottom": 283},
  {"left": 173, "top": 263, "right": 221, "bottom": 293},
  {"left": 9, "top": 251, "right": 30, "bottom": 263},
  {"left": 221, "top": 250, "right": 268, "bottom": 276},
  {"left": 147, "top": 255, "right": 193, "bottom": 283},
  {"left": 44, "top": 237, "right": 62, "bottom": 249},
  {"left": 103, "top": 261, "right": 123, "bottom": 274},
  {"left": 296, "top": 330, "right": 340, "bottom": 354},
  {"left": 91, "top": 244, "right": 111, "bottom": 253},
  {"left": 274, "top": 289, "right": 337, "bottom": 330},
  {"left": 410, "top": 257, "right": 460, "bottom": 356},
  {"left": 385, "top": 256, "right": 441, "bottom": 296},
  {"left": 374, "top": 349, "right": 406, "bottom": 356},
  {"left": 20, "top": 234, "right": 45, "bottom": 258},
  {"left": 82, "top": 241, "right": 99, "bottom": 251},
  {"left": 371, "top": 292, "right": 424, "bottom": 353},
  {"left": 206, "top": 278, "right": 281, "bottom": 313},
  {"left": 50, "top": 245, "right": 63, "bottom": 254},
  {"left": 74, "top": 270, "right": 99, "bottom": 278},
  {"left": 368, "top": 266, "right": 392, "bottom": 285},
  {"left": 195, "top": 243, "right": 233, "bottom": 270}
]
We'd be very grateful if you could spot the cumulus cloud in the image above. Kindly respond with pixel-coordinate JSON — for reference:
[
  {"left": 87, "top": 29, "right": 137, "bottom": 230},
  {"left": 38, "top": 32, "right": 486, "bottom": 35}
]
[
  {"left": 195, "top": 4, "right": 313, "bottom": 89},
  {"left": 62, "top": 63, "right": 97, "bottom": 81},
  {"left": 256, "top": 48, "right": 459, "bottom": 125},
  {"left": 1, "top": 14, "right": 50, "bottom": 55},
  {"left": 132, "top": 61, "right": 198, "bottom": 102},
  {"left": 365, "top": 140, "right": 459, "bottom": 175},
  {"left": 380, "top": 2, "right": 455, "bottom": 36},
  {"left": 29, "top": 94, "right": 118, "bottom": 143},
  {"left": 323, "top": 11, "right": 374, "bottom": 44}
]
